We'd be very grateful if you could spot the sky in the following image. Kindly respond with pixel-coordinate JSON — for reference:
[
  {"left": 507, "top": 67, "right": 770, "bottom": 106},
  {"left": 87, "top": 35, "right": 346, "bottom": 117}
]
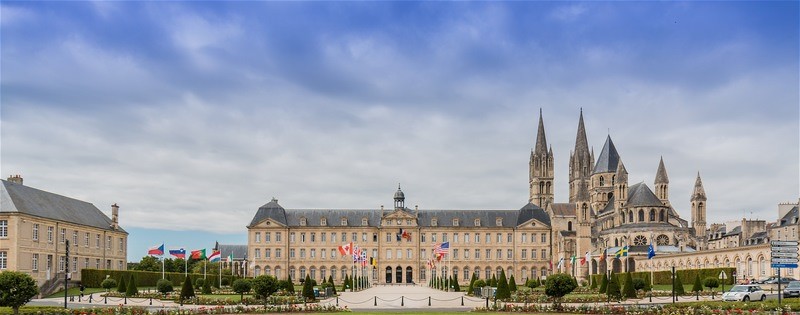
[{"left": 1, "top": 2, "right": 798, "bottom": 262}]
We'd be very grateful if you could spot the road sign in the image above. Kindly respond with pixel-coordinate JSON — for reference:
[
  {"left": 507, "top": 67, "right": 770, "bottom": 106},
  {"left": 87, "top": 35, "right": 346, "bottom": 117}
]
[
  {"left": 771, "top": 241, "right": 799, "bottom": 246},
  {"left": 719, "top": 270, "right": 728, "bottom": 280},
  {"left": 772, "top": 246, "right": 799, "bottom": 252},
  {"left": 771, "top": 258, "right": 799, "bottom": 264},
  {"left": 772, "top": 252, "right": 799, "bottom": 258},
  {"left": 772, "top": 263, "right": 799, "bottom": 269}
]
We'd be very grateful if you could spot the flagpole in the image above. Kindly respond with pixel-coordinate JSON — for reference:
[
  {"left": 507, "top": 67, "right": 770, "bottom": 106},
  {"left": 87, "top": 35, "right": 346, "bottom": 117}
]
[
  {"left": 185, "top": 255, "right": 188, "bottom": 278},
  {"left": 219, "top": 259, "right": 222, "bottom": 288},
  {"left": 204, "top": 260, "right": 207, "bottom": 280}
]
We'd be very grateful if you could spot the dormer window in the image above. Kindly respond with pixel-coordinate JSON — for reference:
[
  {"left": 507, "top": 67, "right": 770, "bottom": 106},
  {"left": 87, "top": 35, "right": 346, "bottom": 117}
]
[
  {"left": 453, "top": 219, "right": 459, "bottom": 226},
  {"left": 431, "top": 218, "right": 438, "bottom": 226},
  {"left": 362, "top": 218, "right": 368, "bottom": 226},
  {"left": 300, "top": 217, "right": 307, "bottom": 226},
  {"left": 496, "top": 217, "right": 503, "bottom": 226},
  {"left": 341, "top": 218, "right": 348, "bottom": 226},
  {"left": 474, "top": 219, "right": 481, "bottom": 227},
  {"left": 320, "top": 218, "right": 327, "bottom": 226}
]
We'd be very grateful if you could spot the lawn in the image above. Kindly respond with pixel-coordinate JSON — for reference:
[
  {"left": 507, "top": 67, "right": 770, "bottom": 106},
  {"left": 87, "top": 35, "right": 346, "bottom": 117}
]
[
  {"left": 45, "top": 286, "right": 157, "bottom": 298},
  {"left": 198, "top": 294, "right": 244, "bottom": 302}
]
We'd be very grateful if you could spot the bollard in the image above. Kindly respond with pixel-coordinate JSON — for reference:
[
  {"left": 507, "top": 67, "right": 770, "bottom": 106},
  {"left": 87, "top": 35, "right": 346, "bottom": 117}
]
[
  {"left": 461, "top": 296, "right": 464, "bottom": 306},
  {"left": 124, "top": 296, "right": 127, "bottom": 305},
  {"left": 401, "top": 296, "right": 404, "bottom": 306},
  {"left": 79, "top": 295, "right": 81, "bottom": 302},
  {"left": 89, "top": 294, "right": 92, "bottom": 303},
  {"left": 428, "top": 296, "right": 431, "bottom": 306},
  {"left": 104, "top": 296, "right": 107, "bottom": 304},
  {"left": 649, "top": 291, "right": 652, "bottom": 303},
  {"left": 149, "top": 297, "right": 153, "bottom": 305},
  {"left": 485, "top": 296, "right": 488, "bottom": 309},
  {"left": 374, "top": 296, "right": 377, "bottom": 306},
  {"left": 336, "top": 296, "right": 339, "bottom": 306}
]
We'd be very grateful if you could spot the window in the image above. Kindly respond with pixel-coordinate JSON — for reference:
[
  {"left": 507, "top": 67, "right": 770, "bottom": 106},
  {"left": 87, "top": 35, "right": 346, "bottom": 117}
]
[
  {"left": 341, "top": 218, "right": 347, "bottom": 226},
  {"left": 0, "top": 220, "right": 7, "bottom": 238},
  {"left": 532, "top": 249, "right": 537, "bottom": 259},
  {"left": 474, "top": 219, "right": 481, "bottom": 226},
  {"left": 541, "top": 233, "right": 547, "bottom": 243},
  {"left": 522, "top": 233, "right": 527, "bottom": 243},
  {"left": 276, "top": 232, "right": 282, "bottom": 242},
  {"left": 386, "top": 249, "right": 392, "bottom": 259},
  {"left": 475, "top": 250, "right": 480, "bottom": 259},
  {"left": 321, "top": 249, "right": 326, "bottom": 259},
  {"left": 386, "top": 233, "right": 392, "bottom": 242},
  {"left": 421, "top": 249, "right": 426, "bottom": 258},
  {"left": 638, "top": 210, "right": 645, "bottom": 222},
  {"left": 311, "top": 233, "right": 316, "bottom": 242},
  {"left": 107, "top": 236, "right": 112, "bottom": 249},
  {"left": 373, "top": 233, "right": 378, "bottom": 242},
  {"left": 464, "top": 233, "right": 469, "bottom": 243},
  {"left": 72, "top": 257, "right": 77, "bottom": 271},
  {"left": 310, "top": 249, "right": 316, "bottom": 258},
  {"left": 321, "top": 233, "right": 327, "bottom": 242},
  {"left": 84, "top": 258, "right": 89, "bottom": 268},
  {"left": 507, "top": 249, "right": 513, "bottom": 259},
  {"left": 454, "top": 233, "right": 459, "bottom": 243},
  {"left": 300, "top": 249, "right": 306, "bottom": 258},
  {"left": 496, "top": 233, "right": 502, "bottom": 243},
  {"left": 362, "top": 233, "right": 367, "bottom": 242},
  {"left": 496, "top": 249, "right": 502, "bottom": 259},
  {"left": 362, "top": 218, "right": 368, "bottom": 226},
  {"left": 265, "top": 249, "right": 271, "bottom": 258},
  {"left": 486, "top": 249, "right": 492, "bottom": 259},
  {"left": 464, "top": 268, "right": 470, "bottom": 280},
  {"left": 32, "top": 253, "right": 38, "bottom": 271},
  {"left": 95, "top": 259, "right": 100, "bottom": 269},
  {"left": 442, "top": 233, "right": 448, "bottom": 242},
  {"left": 33, "top": 224, "right": 39, "bottom": 241},
  {"left": 95, "top": 234, "right": 100, "bottom": 248},
  {"left": 507, "top": 233, "right": 512, "bottom": 243},
  {"left": 276, "top": 249, "right": 282, "bottom": 258},
  {"left": 407, "top": 249, "right": 412, "bottom": 259},
  {"left": 633, "top": 235, "right": 647, "bottom": 246},
  {"left": 290, "top": 249, "right": 295, "bottom": 258},
  {"left": 254, "top": 249, "right": 261, "bottom": 259},
  {"left": 568, "top": 221, "right": 573, "bottom": 231},
  {"left": 60, "top": 228, "right": 66, "bottom": 243},
  {"left": 59, "top": 256, "right": 65, "bottom": 272},
  {"left": 496, "top": 218, "right": 503, "bottom": 226},
  {"left": 290, "top": 232, "right": 296, "bottom": 243},
  {"left": 341, "top": 233, "right": 346, "bottom": 242},
  {"left": 522, "top": 249, "right": 527, "bottom": 259},
  {"left": 464, "top": 249, "right": 470, "bottom": 259},
  {"left": 453, "top": 219, "right": 459, "bottom": 226},
  {"left": 649, "top": 209, "right": 656, "bottom": 221},
  {"left": 255, "top": 232, "right": 261, "bottom": 243},
  {"left": 72, "top": 231, "right": 78, "bottom": 245},
  {"left": 352, "top": 233, "right": 357, "bottom": 242},
  {"left": 48, "top": 227, "right": 54, "bottom": 243},
  {"left": 431, "top": 218, "right": 438, "bottom": 226},
  {"left": 331, "top": 233, "right": 337, "bottom": 243},
  {"left": 421, "top": 234, "right": 426, "bottom": 242},
  {"left": 301, "top": 233, "right": 306, "bottom": 243},
  {"left": 396, "top": 249, "right": 402, "bottom": 259},
  {"left": 84, "top": 232, "right": 90, "bottom": 246},
  {"left": 265, "top": 232, "right": 271, "bottom": 242},
  {"left": 432, "top": 233, "right": 437, "bottom": 242},
  {"left": 119, "top": 238, "right": 124, "bottom": 251},
  {"left": 300, "top": 217, "right": 307, "bottom": 226},
  {"left": 485, "top": 233, "right": 490, "bottom": 243},
  {"left": 475, "top": 234, "right": 480, "bottom": 243}
]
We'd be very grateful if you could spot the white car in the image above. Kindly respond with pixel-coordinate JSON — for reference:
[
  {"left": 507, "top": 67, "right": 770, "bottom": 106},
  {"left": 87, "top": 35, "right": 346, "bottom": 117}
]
[{"left": 722, "top": 285, "right": 767, "bottom": 302}]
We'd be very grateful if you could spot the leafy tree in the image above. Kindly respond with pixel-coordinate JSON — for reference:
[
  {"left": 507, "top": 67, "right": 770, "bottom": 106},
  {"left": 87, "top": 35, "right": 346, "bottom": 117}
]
[
  {"left": 0, "top": 271, "right": 39, "bottom": 315},
  {"left": 328, "top": 275, "right": 337, "bottom": 295},
  {"left": 101, "top": 278, "right": 117, "bottom": 292},
  {"left": 536, "top": 277, "right": 542, "bottom": 287},
  {"left": 598, "top": 273, "right": 608, "bottom": 293},
  {"left": 623, "top": 273, "right": 636, "bottom": 298},
  {"left": 202, "top": 277, "right": 212, "bottom": 294},
  {"left": 133, "top": 256, "right": 162, "bottom": 272},
  {"left": 692, "top": 274, "right": 703, "bottom": 293},
  {"left": 496, "top": 270, "right": 510, "bottom": 300},
  {"left": 674, "top": 273, "right": 685, "bottom": 295},
  {"left": 117, "top": 276, "right": 127, "bottom": 294},
  {"left": 252, "top": 275, "right": 279, "bottom": 300},
  {"left": 704, "top": 277, "right": 720, "bottom": 292},
  {"left": 221, "top": 278, "right": 230, "bottom": 286},
  {"left": 509, "top": 275, "right": 517, "bottom": 292},
  {"left": 606, "top": 273, "right": 622, "bottom": 301},
  {"left": 632, "top": 278, "right": 646, "bottom": 291},
  {"left": 126, "top": 275, "right": 138, "bottom": 297},
  {"left": 302, "top": 274, "right": 315, "bottom": 301},
  {"left": 194, "top": 278, "right": 205, "bottom": 290},
  {"left": 544, "top": 273, "right": 578, "bottom": 309},
  {"left": 180, "top": 277, "right": 195, "bottom": 300},
  {"left": 286, "top": 274, "right": 295, "bottom": 293},
  {"left": 157, "top": 279, "right": 174, "bottom": 297},
  {"left": 232, "top": 279, "right": 252, "bottom": 300}
]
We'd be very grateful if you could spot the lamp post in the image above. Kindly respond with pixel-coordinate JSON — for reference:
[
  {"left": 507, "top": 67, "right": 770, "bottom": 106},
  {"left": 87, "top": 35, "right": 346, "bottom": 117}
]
[{"left": 65, "top": 240, "right": 70, "bottom": 309}]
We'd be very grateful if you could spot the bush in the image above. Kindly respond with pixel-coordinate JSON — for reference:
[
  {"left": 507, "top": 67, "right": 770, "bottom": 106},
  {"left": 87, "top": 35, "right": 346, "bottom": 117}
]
[
  {"left": 544, "top": 273, "right": 577, "bottom": 309},
  {"left": 252, "top": 275, "right": 279, "bottom": 300},
  {"left": 328, "top": 275, "right": 336, "bottom": 295},
  {"left": 101, "top": 278, "right": 117, "bottom": 291},
  {"left": 598, "top": 273, "right": 608, "bottom": 293},
  {"left": 606, "top": 273, "right": 621, "bottom": 301},
  {"left": 125, "top": 275, "right": 138, "bottom": 297},
  {"left": 0, "top": 271, "right": 39, "bottom": 315},
  {"left": 590, "top": 276, "right": 598, "bottom": 290},
  {"left": 704, "top": 277, "right": 720, "bottom": 291},
  {"left": 623, "top": 273, "right": 636, "bottom": 298},
  {"left": 180, "top": 277, "right": 195, "bottom": 300},
  {"left": 674, "top": 273, "right": 685, "bottom": 295},
  {"left": 156, "top": 279, "right": 173, "bottom": 296},
  {"left": 496, "top": 270, "right": 510, "bottom": 300},
  {"left": 194, "top": 278, "right": 205, "bottom": 289},
  {"left": 474, "top": 279, "right": 486, "bottom": 289},
  {"left": 116, "top": 276, "right": 127, "bottom": 294},
  {"left": 81, "top": 268, "right": 235, "bottom": 288},
  {"left": 202, "top": 278, "right": 212, "bottom": 294},
  {"left": 632, "top": 278, "right": 646, "bottom": 291},
  {"left": 302, "top": 275, "right": 315, "bottom": 302},
  {"left": 509, "top": 275, "right": 517, "bottom": 292},
  {"left": 692, "top": 274, "right": 703, "bottom": 293},
  {"left": 232, "top": 279, "right": 252, "bottom": 300},
  {"left": 467, "top": 273, "right": 477, "bottom": 295}
]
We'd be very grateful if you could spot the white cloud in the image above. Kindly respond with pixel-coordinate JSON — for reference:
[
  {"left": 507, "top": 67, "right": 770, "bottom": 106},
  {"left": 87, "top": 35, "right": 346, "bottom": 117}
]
[
  {"left": 550, "top": 4, "right": 588, "bottom": 22},
  {"left": 0, "top": 4, "right": 34, "bottom": 27}
]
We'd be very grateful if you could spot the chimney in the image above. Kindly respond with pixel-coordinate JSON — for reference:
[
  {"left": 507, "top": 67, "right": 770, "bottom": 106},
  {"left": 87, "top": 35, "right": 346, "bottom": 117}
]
[
  {"left": 111, "top": 204, "right": 119, "bottom": 229},
  {"left": 7, "top": 175, "right": 23, "bottom": 185}
]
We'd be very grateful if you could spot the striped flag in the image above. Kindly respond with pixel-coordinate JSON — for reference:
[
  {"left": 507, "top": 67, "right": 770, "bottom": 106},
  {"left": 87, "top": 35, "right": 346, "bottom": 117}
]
[
  {"left": 169, "top": 248, "right": 186, "bottom": 259},
  {"left": 148, "top": 243, "right": 164, "bottom": 256},
  {"left": 190, "top": 249, "right": 206, "bottom": 260},
  {"left": 433, "top": 242, "right": 450, "bottom": 255},
  {"left": 208, "top": 250, "right": 221, "bottom": 262}
]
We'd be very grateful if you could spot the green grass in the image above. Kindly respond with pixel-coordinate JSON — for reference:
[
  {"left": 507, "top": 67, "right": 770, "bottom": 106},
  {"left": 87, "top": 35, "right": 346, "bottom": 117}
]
[
  {"left": 45, "top": 286, "right": 157, "bottom": 298},
  {"left": 651, "top": 284, "right": 702, "bottom": 292},
  {"left": 198, "top": 294, "right": 243, "bottom": 301}
]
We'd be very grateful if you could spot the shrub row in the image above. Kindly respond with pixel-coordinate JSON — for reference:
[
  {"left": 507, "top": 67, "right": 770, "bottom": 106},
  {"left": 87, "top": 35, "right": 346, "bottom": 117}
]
[
  {"left": 81, "top": 269, "right": 236, "bottom": 288},
  {"left": 590, "top": 267, "right": 735, "bottom": 287}
]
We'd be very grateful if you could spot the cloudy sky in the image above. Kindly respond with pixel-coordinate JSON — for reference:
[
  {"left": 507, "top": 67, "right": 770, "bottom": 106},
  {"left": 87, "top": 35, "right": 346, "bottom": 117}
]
[{"left": 1, "top": 2, "right": 798, "bottom": 262}]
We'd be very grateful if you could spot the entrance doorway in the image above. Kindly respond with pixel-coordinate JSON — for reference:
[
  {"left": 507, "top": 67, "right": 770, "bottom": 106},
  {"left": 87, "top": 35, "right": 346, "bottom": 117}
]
[
  {"left": 405, "top": 266, "right": 413, "bottom": 283},
  {"left": 385, "top": 267, "right": 392, "bottom": 283},
  {"left": 395, "top": 266, "right": 402, "bottom": 283}
]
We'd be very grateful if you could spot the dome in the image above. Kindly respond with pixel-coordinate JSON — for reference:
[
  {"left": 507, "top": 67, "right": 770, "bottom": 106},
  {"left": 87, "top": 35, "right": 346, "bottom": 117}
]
[{"left": 394, "top": 185, "right": 405, "bottom": 200}]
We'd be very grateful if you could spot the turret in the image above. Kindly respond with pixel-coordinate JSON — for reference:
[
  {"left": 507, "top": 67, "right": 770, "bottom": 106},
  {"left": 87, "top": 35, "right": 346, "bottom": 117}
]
[
  {"left": 394, "top": 184, "right": 405, "bottom": 210},
  {"left": 589, "top": 135, "right": 620, "bottom": 211},
  {"left": 655, "top": 157, "right": 670, "bottom": 206},
  {"left": 614, "top": 160, "right": 628, "bottom": 210},
  {"left": 529, "top": 109, "right": 554, "bottom": 207},
  {"left": 111, "top": 203, "right": 120, "bottom": 230},
  {"left": 691, "top": 172, "right": 707, "bottom": 239}
]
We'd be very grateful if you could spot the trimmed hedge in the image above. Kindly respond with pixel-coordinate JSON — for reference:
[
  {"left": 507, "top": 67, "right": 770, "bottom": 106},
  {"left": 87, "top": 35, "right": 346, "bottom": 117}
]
[
  {"left": 81, "top": 269, "right": 236, "bottom": 288},
  {"left": 590, "top": 267, "right": 735, "bottom": 287}
]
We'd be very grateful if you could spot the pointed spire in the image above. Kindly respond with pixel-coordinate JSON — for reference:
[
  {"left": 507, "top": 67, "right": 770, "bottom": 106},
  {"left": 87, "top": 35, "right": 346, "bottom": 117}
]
[
  {"left": 573, "top": 109, "right": 590, "bottom": 158},
  {"left": 576, "top": 177, "right": 590, "bottom": 201},
  {"left": 534, "top": 109, "right": 548, "bottom": 156},
  {"left": 692, "top": 172, "right": 707, "bottom": 200},
  {"left": 548, "top": 145, "right": 553, "bottom": 156},
  {"left": 615, "top": 159, "right": 628, "bottom": 182},
  {"left": 592, "top": 135, "right": 620, "bottom": 174},
  {"left": 655, "top": 156, "right": 669, "bottom": 184}
]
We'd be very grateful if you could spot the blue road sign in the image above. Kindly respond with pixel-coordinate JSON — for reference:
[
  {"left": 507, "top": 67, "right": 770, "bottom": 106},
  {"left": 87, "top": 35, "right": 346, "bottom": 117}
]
[{"left": 771, "top": 263, "right": 798, "bottom": 268}]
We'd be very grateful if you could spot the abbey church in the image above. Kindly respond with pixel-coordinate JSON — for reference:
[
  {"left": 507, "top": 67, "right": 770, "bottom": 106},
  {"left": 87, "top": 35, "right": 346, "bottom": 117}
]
[{"left": 529, "top": 110, "right": 707, "bottom": 278}]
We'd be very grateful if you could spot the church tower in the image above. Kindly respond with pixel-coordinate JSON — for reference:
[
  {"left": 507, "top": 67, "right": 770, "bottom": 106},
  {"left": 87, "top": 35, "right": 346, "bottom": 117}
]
[
  {"left": 691, "top": 173, "right": 707, "bottom": 239},
  {"left": 575, "top": 178, "right": 592, "bottom": 281},
  {"left": 569, "top": 110, "right": 594, "bottom": 203},
  {"left": 614, "top": 159, "right": 628, "bottom": 223},
  {"left": 655, "top": 157, "right": 670, "bottom": 206},
  {"left": 529, "top": 109, "right": 554, "bottom": 207},
  {"left": 589, "top": 135, "right": 620, "bottom": 212}
]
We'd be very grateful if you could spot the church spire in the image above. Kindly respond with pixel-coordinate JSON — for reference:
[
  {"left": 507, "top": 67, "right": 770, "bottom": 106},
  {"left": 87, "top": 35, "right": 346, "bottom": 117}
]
[
  {"left": 615, "top": 159, "right": 628, "bottom": 183},
  {"left": 534, "top": 108, "right": 548, "bottom": 156},
  {"left": 574, "top": 109, "right": 590, "bottom": 158},
  {"left": 692, "top": 172, "right": 707, "bottom": 200},
  {"left": 655, "top": 156, "right": 669, "bottom": 184}
]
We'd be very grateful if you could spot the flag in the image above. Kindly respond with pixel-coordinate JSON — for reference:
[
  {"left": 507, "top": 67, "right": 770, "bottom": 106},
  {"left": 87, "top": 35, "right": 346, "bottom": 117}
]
[
  {"left": 370, "top": 257, "right": 377, "bottom": 266},
  {"left": 401, "top": 229, "right": 411, "bottom": 240},
  {"left": 433, "top": 242, "right": 450, "bottom": 255},
  {"left": 208, "top": 250, "right": 221, "bottom": 262},
  {"left": 614, "top": 246, "right": 628, "bottom": 258},
  {"left": 337, "top": 242, "right": 353, "bottom": 256},
  {"left": 556, "top": 257, "right": 564, "bottom": 269},
  {"left": 227, "top": 253, "right": 234, "bottom": 262},
  {"left": 581, "top": 251, "right": 590, "bottom": 266},
  {"left": 190, "top": 249, "right": 206, "bottom": 260},
  {"left": 169, "top": 248, "right": 186, "bottom": 259},
  {"left": 352, "top": 246, "right": 361, "bottom": 262},
  {"left": 360, "top": 252, "right": 367, "bottom": 267},
  {"left": 570, "top": 255, "right": 576, "bottom": 266},
  {"left": 148, "top": 243, "right": 164, "bottom": 256},
  {"left": 435, "top": 252, "right": 444, "bottom": 262},
  {"left": 599, "top": 249, "right": 606, "bottom": 262},
  {"left": 396, "top": 229, "right": 402, "bottom": 241},
  {"left": 648, "top": 244, "right": 656, "bottom": 259},
  {"left": 549, "top": 260, "right": 553, "bottom": 270}
]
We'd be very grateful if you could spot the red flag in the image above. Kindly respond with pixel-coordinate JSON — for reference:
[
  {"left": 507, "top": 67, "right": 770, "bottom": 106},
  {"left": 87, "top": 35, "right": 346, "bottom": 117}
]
[{"left": 338, "top": 242, "right": 352, "bottom": 256}]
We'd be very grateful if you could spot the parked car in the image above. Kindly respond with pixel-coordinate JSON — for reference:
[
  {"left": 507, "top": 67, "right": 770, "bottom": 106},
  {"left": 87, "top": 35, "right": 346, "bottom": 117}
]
[
  {"left": 765, "top": 277, "right": 796, "bottom": 284},
  {"left": 722, "top": 285, "right": 767, "bottom": 302},
  {"left": 755, "top": 277, "right": 774, "bottom": 284},
  {"left": 783, "top": 281, "right": 800, "bottom": 298}
]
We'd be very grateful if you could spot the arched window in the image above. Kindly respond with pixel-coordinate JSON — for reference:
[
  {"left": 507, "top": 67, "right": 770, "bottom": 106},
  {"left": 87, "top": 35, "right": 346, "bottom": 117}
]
[
  {"left": 614, "top": 238, "right": 619, "bottom": 247},
  {"left": 265, "top": 266, "right": 271, "bottom": 276},
  {"left": 649, "top": 209, "right": 655, "bottom": 221},
  {"left": 611, "top": 175, "right": 615, "bottom": 185},
  {"left": 599, "top": 177, "right": 604, "bottom": 186},
  {"left": 628, "top": 211, "right": 633, "bottom": 223},
  {"left": 567, "top": 221, "right": 573, "bottom": 231},
  {"left": 638, "top": 210, "right": 644, "bottom": 222},
  {"left": 659, "top": 210, "right": 665, "bottom": 222},
  {"left": 582, "top": 204, "right": 588, "bottom": 220},
  {"left": 621, "top": 213, "right": 626, "bottom": 223},
  {"left": 539, "top": 182, "right": 544, "bottom": 194},
  {"left": 254, "top": 266, "right": 261, "bottom": 277},
  {"left": 546, "top": 182, "right": 551, "bottom": 194},
  {"left": 633, "top": 235, "right": 647, "bottom": 246},
  {"left": 607, "top": 192, "right": 613, "bottom": 200}
]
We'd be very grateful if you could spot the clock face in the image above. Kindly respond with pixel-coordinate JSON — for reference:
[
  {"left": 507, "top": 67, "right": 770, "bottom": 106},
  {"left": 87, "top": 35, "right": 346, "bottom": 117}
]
[{"left": 397, "top": 219, "right": 402, "bottom": 225}]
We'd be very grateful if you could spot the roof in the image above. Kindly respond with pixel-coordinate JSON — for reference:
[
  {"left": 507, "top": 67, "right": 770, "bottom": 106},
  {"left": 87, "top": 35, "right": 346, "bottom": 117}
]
[
  {"left": 560, "top": 230, "right": 576, "bottom": 237},
  {"left": 248, "top": 200, "right": 551, "bottom": 228},
  {"left": 218, "top": 244, "right": 248, "bottom": 260},
  {"left": 778, "top": 206, "right": 799, "bottom": 227},
  {"left": 600, "top": 196, "right": 615, "bottom": 213},
  {"left": 655, "top": 157, "right": 669, "bottom": 184},
  {"left": 573, "top": 110, "right": 591, "bottom": 159},
  {"left": 626, "top": 182, "right": 664, "bottom": 207},
  {"left": 692, "top": 173, "right": 707, "bottom": 200},
  {"left": 593, "top": 135, "right": 620, "bottom": 174},
  {"left": 534, "top": 109, "right": 548, "bottom": 156},
  {"left": 0, "top": 179, "right": 125, "bottom": 233},
  {"left": 551, "top": 203, "right": 576, "bottom": 216},
  {"left": 615, "top": 160, "right": 628, "bottom": 182}
]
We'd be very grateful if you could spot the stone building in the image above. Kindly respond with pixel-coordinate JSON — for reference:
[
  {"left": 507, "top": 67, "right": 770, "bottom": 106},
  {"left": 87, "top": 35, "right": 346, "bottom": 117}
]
[{"left": 0, "top": 175, "right": 128, "bottom": 289}]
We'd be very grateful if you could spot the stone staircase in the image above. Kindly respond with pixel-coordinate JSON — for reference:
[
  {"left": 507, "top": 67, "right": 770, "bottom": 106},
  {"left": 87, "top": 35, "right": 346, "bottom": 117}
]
[{"left": 38, "top": 273, "right": 76, "bottom": 298}]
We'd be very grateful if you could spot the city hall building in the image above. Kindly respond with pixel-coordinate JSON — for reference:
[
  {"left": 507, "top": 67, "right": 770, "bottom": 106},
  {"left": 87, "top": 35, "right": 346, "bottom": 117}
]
[{"left": 246, "top": 110, "right": 797, "bottom": 285}]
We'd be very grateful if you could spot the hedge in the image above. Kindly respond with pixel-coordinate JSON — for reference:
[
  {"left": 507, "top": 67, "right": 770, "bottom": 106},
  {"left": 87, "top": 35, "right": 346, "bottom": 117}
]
[
  {"left": 81, "top": 269, "right": 236, "bottom": 288},
  {"left": 590, "top": 267, "right": 735, "bottom": 287}
]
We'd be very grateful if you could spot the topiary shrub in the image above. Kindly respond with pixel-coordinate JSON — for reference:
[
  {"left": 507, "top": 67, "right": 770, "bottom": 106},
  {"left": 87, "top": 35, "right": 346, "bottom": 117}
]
[
  {"left": 101, "top": 278, "right": 117, "bottom": 292},
  {"left": 252, "top": 275, "right": 279, "bottom": 300},
  {"left": 180, "top": 277, "right": 195, "bottom": 301},
  {"left": 328, "top": 275, "right": 336, "bottom": 295},
  {"left": 509, "top": 275, "right": 517, "bottom": 292},
  {"left": 157, "top": 279, "right": 173, "bottom": 297},
  {"left": 623, "top": 273, "right": 636, "bottom": 298},
  {"left": 302, "top": 274, "right": 315, "bottom": 302},
  {"left": 606, "top": 273, "right": 621, "bottom": 301},
  {"left": 674, "top": 274, "right": 685, "bottom": 295},
  {"left": 221, "top": 278, "right": 230, "bottom": 286},
  {"left": 117, "top": 276, "right": 127, "bottom": 294},
  {"left": 704, "top": 277, "right": 720, "bottom": 292},
  {"left": 544, "top": 273, "right": 577, "bottom": 309},
  {"left": 692, "top": 274, "right": 703, "bottom": 293},
  {"left": 233, "top": 279, "right": 252, "bottom": 300},
  {"left": 598, "top": 273, "right": 608, "bottom": 293},
  {"left": 632, "top": 278, "right": 646, "bottom": 291},
  {"left": 202, "top": 277, "right": 212, "bottom": 294},
  {"left": 126, "top": 275, "right": 138, "bottom": 297},
  {"left": 194, "top": 278, "right": 205, "bottom": 290},
  {"left": 496, "top": 270, "right": 510, "bottom": 300}
]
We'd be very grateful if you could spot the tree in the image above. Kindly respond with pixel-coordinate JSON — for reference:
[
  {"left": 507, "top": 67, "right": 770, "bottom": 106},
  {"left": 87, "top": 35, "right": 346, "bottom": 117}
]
[
  {"left": 180, "top": 277, "right": 195, "bottom": 301},
  {"left": 598, "top": 273, "right": 608, "bottom": 293},
  {"left": 496, "top": 270, "right": 510, "bottom": 300},
  {"left": 233, "top": 279, "right": 252, "bottom": 301},
  {"left": 101, "top": 278, "right": 117, "bottom": 292},
  {"left": 467, "top": 273, "right": 477, "bottom": 295},
  {"left": 490, "top": 274, "right": 497, "bottom": 287},
  {"left": 117, "top": 276, "right": 127, "bottom": 294},
  {"left": 0, "top": 271, "right": 39, "bottom": 315},
  {"left": 342, "top": 275, "right": 349, "bottom": 292},
  {"left": 202, "top": 277, "right": 213, "bottom": 294},
  {"left": 544, "top": 273, "right": 578, "bottom": 309},
  {"left": 692, "top": 274, "right": 703, "bottom": 293},
  {"left": 252, "top": 275, "right": 279, "bottom": 300},
  {"left": 674, "top": 273, "right": 685, "bottom": 295},
  {"left": 704, "top": 277, "right": 720, "bottom": 292},
  {"left": 623, "top": 273, "right": 636, "bottom": 298},
  {"left": 126, "top": 275, "right": 138, "bottom": 297},
  {"left": 453, "top": 274, "right": 461, "bottom": 292},
  {"left": 194, "top": 278, "right": 205, "bottom": 289},
  {"left": 590, "top": 276, "right": 598, "bottom": 290},
  {"left": 509, "top": 275, "right": 517, "bottom": 292},
  {"left": 328, "top": 275, "right": 337, "bottom": 295},
  {"left": 157, "top": 279, "right": 174, "bottom": 297},
  {"left": 606, "top": 273, "right": 622, "bottom": 301},
  {"left": 286, "top": 274, "right": 295, "bottom": 293},
  {"left": 302, "top": 274, "right": 315, "bottom": 301},
  {"left": 632, "top": 278, "right": 646, "bottom": 291},
  {"left": 134, "top": 256, "right": 161, "bottom": 272}
]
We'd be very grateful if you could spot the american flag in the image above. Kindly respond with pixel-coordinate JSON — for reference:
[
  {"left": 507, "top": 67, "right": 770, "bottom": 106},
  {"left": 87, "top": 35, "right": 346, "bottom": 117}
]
[{"left": 433, "top": 242, "right": 450, "bottom": 255}]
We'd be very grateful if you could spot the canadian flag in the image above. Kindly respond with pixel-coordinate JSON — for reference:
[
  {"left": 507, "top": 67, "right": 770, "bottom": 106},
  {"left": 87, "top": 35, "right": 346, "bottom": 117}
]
[{"left": 338, "top": 242, "right": 352, "bottom": 256}]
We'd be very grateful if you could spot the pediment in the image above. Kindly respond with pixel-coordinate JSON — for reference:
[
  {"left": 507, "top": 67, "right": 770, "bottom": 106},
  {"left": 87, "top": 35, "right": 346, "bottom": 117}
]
[
  {"left": 517, "top": 218, "right": 550, "bottom": 229},
  {"left": 251, "top": 218, "right": 286, "bottom": 228}
]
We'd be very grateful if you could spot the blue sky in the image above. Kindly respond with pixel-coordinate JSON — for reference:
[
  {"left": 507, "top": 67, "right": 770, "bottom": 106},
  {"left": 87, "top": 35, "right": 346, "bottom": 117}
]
[{"left": 1, "top": 2, "right": 797, "bottom": 262}]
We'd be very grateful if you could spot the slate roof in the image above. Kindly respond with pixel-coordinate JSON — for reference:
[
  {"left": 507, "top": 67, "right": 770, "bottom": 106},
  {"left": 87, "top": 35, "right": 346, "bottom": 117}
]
[
  {"left": 0, "top": 179, "right": 125, "bottom": 233},
  {"left": 218, "top": 244, "right": 248, "bottom": 260},
  {"left": 655, "top": 157, "right": 669, "bottom": 184},
  {"left": 727, "top": 226, "right": 742, "bottom": 236},
  {"left": 600, "top": 196, "right": 615, "bottom": 214},
  {"left": 778, "top": 206, "right": 799, "bottom": 227},
  {"left": 560, "top": 230, "right": 576, "bottom": 237},
  {"left": 626, "top": 182, "right": 664, "bottom": 207},
  {"left": 551, "top": 203, "right": 576, "bottom": 216},
  {"left": 248, "top": 200, "right": 551, "bottom": 228},
  {"left": 593, "top": 135, "right": 620, "bottom": 174}
]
